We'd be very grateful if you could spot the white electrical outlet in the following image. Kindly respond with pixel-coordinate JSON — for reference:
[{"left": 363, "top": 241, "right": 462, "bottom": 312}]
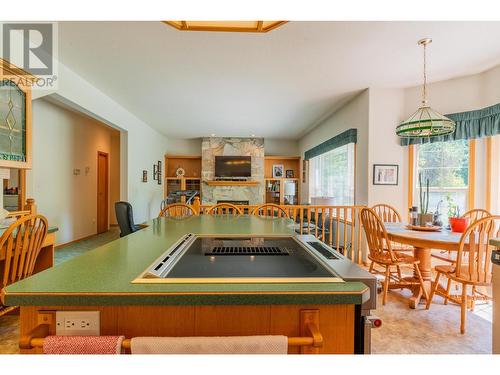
[{"left": 56, "top": 311, "right": 100, "bottom": 336}]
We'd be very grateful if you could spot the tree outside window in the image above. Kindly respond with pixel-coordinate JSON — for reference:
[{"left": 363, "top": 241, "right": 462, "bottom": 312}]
[{"left": 415, "top": 139, "right": 469, "bottom": 225}]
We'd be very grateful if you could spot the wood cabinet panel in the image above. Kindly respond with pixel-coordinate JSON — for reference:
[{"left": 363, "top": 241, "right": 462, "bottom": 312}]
[
  {"left": 20, "top": 304, "right": 355, "bottom": 354},
  {"left": 165, "top": 156, "right": 201, "bottom": 178}
]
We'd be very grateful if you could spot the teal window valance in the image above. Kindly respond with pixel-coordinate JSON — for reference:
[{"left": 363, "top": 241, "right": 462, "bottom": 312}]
[
  {"left": 400, "top": 103, "right": 500, "bottom": 146},
  {"left": 304, "top": 128, "right": 357, "bottom": 160}
]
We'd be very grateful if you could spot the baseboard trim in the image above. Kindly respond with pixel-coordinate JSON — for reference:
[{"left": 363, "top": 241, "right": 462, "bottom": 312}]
[{"left": 55, "top": 233, "right": 98, "bottom": 250}]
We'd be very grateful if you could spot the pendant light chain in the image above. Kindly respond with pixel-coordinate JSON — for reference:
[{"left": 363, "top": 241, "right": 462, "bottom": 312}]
[
  {"left": 422, "top": 42, "right": 427, "bottom": 106},
  {"left": 396, "top": 37, "right": 456, "bottom": 138}
]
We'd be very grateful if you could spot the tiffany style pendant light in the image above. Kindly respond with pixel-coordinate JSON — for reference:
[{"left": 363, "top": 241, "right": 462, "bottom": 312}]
[{"left": 396, "top": 38, "right": 455, "bottom": 138}]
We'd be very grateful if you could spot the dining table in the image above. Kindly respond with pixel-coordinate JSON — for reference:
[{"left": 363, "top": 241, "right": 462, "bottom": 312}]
[{"left": 384, "top": 223, "right": 462, "bottom": 309}]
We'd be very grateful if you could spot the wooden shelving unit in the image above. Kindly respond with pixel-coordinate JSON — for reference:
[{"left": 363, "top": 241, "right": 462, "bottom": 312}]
[
  {"left": 164, "top": 155, "right": 301, "bottom": 205},
  {"left": 165, "top": 155, "right": 202, "bottom": 178},
  {"left": 264, "top": 156, "right": 301, "bottom": 205},
  {"left": 164, "top": 155, "right": 202, "bottom": 202}
]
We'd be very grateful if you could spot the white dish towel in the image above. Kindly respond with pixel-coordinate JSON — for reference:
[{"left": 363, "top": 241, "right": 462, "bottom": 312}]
[{"left": 130, "top": 335, "right": 288, "bottom": 354}]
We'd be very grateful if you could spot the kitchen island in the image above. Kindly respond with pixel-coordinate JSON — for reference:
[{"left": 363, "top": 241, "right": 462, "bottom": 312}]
[{"left": 2, "top": 215, "right": 373, "bottom": 354}]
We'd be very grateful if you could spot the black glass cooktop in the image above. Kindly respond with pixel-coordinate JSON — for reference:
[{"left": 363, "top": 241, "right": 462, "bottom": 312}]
[{"left": 140, "top": 236, "right": 341, "bottom": 281}]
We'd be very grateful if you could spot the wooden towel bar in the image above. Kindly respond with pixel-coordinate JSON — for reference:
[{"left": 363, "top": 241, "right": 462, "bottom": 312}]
[
  {"left": 20, "top": 310, "right": 323, "bottom": 352},
  {"left": 22, "top": 323, "right": 323, "bottom": 350}
]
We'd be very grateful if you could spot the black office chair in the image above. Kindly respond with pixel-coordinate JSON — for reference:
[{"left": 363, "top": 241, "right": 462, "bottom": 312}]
[{"left": 115, "top": 201, "right": 140, "bottom": 237}]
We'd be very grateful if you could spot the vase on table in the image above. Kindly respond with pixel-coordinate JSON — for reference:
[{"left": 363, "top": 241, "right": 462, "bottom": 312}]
[{"left": 418, "top": 213, "right": 434, "bottom": 226}]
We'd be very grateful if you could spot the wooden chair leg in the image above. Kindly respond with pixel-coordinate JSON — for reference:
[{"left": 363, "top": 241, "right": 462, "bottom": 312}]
[
  {"left": 460, "top": 283, "right": 467, "bottom": 334},
  {"left": 426, "top": 271, "right": 441, "bottom": 310},
  {"left": 414, "top": 264, "right": 429, "bottom": 302},
  {"left": 382, "top": 265, "right": 390, "bottom": 306},
  {"left": 444, "top": 278, "right": 452, "bottom": 305},
  {"left": 396, "top": 265, "right": 404, "bottom": 290},
  {"left": 369, "top": 261, "right": 374, "bottom": 273},
  {"left": 470, "top": 286, "right": 476, "bottom": 312}
]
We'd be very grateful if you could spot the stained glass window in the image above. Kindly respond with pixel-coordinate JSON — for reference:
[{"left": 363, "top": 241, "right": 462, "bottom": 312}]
[{"left": 0, "top": 79, "right": 26, "bottom": 162}]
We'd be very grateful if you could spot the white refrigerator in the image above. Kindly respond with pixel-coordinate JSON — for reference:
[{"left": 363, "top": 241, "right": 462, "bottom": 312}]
[{"left": 492, "top": 244, "right": 500, "bottom": 354}]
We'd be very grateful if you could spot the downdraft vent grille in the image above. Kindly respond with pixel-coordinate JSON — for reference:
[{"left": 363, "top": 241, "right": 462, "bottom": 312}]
[{"left": 206, "top": 246, "right": 289, "bottom": 256}]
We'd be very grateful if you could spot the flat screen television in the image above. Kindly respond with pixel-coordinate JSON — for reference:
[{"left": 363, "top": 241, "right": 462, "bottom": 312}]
[{"left": 215, "top": 156, "right": 251, "bottom": 178}]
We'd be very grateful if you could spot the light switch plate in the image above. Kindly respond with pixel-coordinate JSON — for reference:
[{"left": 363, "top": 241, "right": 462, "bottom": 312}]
[{"left": 55, "top": 311, "right": 100, "bottom": 336}]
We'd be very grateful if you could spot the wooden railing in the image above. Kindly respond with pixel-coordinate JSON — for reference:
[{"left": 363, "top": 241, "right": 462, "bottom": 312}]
[
  {"left": 190, "top": 197, "right": 366, "bottom": 264},
  {"left": 5, "top": 198, "right": 37, "bottom": 219}
]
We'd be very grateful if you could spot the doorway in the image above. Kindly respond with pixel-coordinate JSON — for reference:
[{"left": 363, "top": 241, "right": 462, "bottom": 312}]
[{"left": 97, "top": 151, "right": 109, "bottom": 234}]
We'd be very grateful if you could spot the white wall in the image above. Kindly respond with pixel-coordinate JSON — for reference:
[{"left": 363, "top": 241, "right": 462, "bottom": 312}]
[
  {"left": 163, "top": 137, "right": 299, "bottom": 157},
  {"left": 30, "top": 62, "right": 303, "bottom": 229},
  {"left": 368, "top": 88, "right": 406, "bottom": 215},
  {"left": 403, "top": 63, "right": 500, "bottom": 212},
  {"left": 298, "top": 90, "right": 370, "bottom": 204},
  {"left": 165, "top": 138, "right": 202, "bottom": 156},
  {"left": 404, "top": 64, "right": 500, "bottom": 115},
  {"left": 28, "top": 99, "right": 120, "bottom": 245},
  {"left": 481, "top": 64, "right": 500, "bottom": 107},
  {"left": 264, "top": 139, "right": 299, "bottom": 156},
  {"left": 47, "top": 62, "right": 169, "bottom": 223},
  {"left": 297, "top": 63, "right": 500, "bottom": 216}
]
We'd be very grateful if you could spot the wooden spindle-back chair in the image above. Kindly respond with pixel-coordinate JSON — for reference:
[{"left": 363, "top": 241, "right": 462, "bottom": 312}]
[
  {"left": 426, "top": 215, "right": 500, "bottom": 334},
  {"left": 252, "top": 204, "right": 289, "bottom": 218},
  {"left": 158, "top": 203, "right": 196, "bottom": 218},
  {"left": 360, "top": 208, "right": 428, "bottom": 305},
  {"left": 462, "top": 209, "right": 491, "bottom": 224},
  {"left": 432, "top": 208, "right": 492, "bottom": 264},
  {"left": 371, "top": 204, "right": 402, "bottom": 223},
  {"left": 371, "top": 203, "right": 411, "bottom": 256},
  {"left": 206, "top": 203, "right": 243, "bottom": 216},
  {"left": 0, "top": 215, "right": 48, "bottom": 317}
]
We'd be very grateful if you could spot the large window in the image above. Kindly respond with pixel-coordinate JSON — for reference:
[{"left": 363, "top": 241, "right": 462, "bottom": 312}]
[
  {"left": 414, "top": 140, "right": 470, "bottom": 223},
  {"left": 309, "top": 143, "right": 355, "bottom": 206}
]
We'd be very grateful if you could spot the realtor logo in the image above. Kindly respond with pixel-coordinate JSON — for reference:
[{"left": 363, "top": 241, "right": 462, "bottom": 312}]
[{"left": 1, "top": 22, "right": 58, "bottom": 90}]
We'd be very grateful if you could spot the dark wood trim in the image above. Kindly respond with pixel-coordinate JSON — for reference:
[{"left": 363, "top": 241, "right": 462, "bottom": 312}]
[{"left": 97, "top": 151, "right": 109, "bottom": 234}]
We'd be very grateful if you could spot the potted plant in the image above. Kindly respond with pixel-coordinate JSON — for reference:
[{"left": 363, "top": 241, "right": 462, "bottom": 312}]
[
  {"left": 446, "top": 195, "right": 468, "bottom": 233},
  {"left": 418, "top": 172, "right": 433, "bottom": 226}
]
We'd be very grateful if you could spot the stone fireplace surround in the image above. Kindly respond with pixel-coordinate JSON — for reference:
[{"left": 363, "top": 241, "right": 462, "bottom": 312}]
[
  {"left": 201, "top": 137, "right": 264, "bottom": 205},
  {"left": 217, "top": 200, "right": 250, "bottom": 205}
]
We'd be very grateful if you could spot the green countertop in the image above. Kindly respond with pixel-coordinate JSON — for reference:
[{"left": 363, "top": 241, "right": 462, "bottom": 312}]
[{"left": 3, "top": 216, "right": 368, "bottom": 306}]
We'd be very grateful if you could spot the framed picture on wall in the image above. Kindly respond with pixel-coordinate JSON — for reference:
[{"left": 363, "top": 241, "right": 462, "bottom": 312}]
[
  {"left": 373, "top": 164, "right": 399, "bottom": 185},
  {"left": 272, "top": 164, "right": 284, "bottom": 178}
]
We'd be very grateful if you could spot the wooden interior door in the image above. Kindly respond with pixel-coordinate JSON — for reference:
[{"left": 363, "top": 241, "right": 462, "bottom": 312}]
[{"left": 97, "top": 151, "right": 109, "bottom": 234}]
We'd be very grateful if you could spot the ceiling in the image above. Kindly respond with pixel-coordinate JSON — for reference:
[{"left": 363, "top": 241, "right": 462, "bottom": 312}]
[{"left": 58, "top": 21, "right": 500, "bottom": 139}]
